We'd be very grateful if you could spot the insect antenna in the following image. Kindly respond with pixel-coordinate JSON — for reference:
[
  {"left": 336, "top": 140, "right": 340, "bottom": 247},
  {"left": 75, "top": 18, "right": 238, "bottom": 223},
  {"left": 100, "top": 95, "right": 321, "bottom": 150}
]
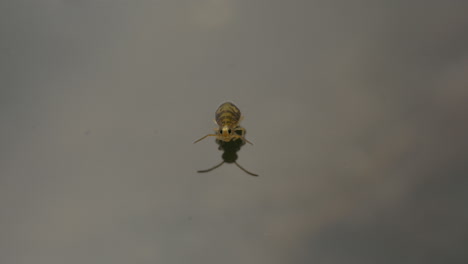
[
  {"left": 197, "top": 161, "right": 225, "bottom": 173},
  {"left": 234, "top": 161, "right": 259, "bottom": 177},
  {"left": 193, "top": 134, "right": 217, "bottom": 144}
]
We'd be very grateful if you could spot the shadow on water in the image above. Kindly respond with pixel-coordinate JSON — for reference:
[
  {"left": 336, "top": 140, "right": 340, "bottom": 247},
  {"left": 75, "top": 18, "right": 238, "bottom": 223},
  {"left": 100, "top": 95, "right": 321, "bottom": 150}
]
[{"left": 197, "top": 138, "right": 258, "bottom": 177}]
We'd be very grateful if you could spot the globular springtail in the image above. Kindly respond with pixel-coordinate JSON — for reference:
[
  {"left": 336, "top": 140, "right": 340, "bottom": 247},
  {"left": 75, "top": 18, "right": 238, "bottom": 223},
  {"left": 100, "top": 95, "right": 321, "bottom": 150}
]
[{"left": 195, "top": 102, "right": 257, "bottom": 176}]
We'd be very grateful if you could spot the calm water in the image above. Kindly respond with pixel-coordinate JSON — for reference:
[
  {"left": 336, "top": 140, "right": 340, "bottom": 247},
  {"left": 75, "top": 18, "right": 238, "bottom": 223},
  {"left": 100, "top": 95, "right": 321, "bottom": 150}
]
[{"left": 2, "top": 1, "right": 468, "bottom": 263}]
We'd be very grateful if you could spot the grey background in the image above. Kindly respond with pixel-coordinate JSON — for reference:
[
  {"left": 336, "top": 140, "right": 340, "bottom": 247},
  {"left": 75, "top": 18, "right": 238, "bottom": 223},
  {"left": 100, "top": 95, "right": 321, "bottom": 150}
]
[{"left": 2, "top": 1, "right": 468, "bottom": 263}]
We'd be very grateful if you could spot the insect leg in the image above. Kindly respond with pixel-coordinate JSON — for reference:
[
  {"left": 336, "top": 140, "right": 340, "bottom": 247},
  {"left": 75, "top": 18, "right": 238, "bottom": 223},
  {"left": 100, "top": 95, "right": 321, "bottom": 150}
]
[
  {"left": 234, "top": 127, "right": 253, "bottom": 145},
  {"left": 193, "top": 134, "right": 217, "bottom": 144},
  {"left": 234, "top": 161, "right": 258, "bottom": 176},
  {"left": 197, "top": 161, "right": 225, "bottom": 173}
]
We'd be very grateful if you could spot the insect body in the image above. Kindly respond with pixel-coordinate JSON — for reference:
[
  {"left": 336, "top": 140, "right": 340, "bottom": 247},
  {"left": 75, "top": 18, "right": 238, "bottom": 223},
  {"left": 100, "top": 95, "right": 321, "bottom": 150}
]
[
  {"left": 195, "top": 102, "right": 257, "bottom": 176},
  {"left": 194, "top": 102, "right": 252, "bottom": 144}
]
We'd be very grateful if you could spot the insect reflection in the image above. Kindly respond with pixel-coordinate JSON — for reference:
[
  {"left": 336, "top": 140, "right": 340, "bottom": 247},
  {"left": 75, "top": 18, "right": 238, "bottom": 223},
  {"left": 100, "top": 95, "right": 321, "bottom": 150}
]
[{"left": 197, "top": 137, "right": 258, "bottom": 177}]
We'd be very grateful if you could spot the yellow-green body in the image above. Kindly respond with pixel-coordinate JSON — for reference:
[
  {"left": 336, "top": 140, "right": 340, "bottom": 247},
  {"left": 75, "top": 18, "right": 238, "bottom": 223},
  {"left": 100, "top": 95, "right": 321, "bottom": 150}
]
[
  {"left": 215, "top": 102, "right": 242, "bottom": 140},
  {"left": 194, "top": 102, "right": 252, "bottom": 144},
  {"left": 215, "top": 102, "right": 242, "bottom": 128}
]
